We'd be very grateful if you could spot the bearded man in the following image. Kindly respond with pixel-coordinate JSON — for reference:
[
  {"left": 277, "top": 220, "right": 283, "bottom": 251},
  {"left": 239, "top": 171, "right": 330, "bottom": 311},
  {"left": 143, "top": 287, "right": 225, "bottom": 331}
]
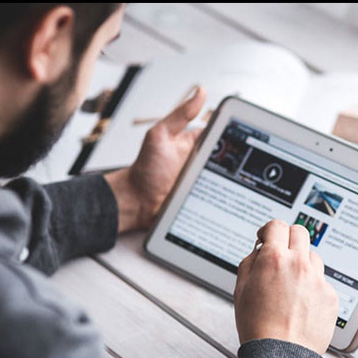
[{"left": 0, "top": 4, "right": 337, "bottom": 358}]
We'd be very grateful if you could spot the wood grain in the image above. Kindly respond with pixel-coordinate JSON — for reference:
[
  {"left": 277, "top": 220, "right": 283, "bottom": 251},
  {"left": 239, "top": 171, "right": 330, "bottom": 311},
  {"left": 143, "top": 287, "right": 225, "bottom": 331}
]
[
  {"left": 98, "top": 232, "right": 358, "bottom": 358},
  {"left": 98, "top": 231, "right": 239, "bottom": 356},
  {"left": 52, "top": 257, "right": 225, "bottom": 358}
]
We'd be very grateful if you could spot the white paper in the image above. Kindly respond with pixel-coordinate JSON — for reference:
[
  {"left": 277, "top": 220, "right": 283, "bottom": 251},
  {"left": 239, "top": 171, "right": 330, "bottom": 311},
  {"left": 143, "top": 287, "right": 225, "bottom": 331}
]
[{"left": 85, "top": 40, "right": 310, "bottom": 172}]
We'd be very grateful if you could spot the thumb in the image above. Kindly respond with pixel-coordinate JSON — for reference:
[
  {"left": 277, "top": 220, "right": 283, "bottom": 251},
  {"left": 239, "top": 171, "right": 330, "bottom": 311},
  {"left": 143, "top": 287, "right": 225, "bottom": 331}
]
[
  {"left": 160, "top": 87, "right": 206, "bottom": 136},
  {"left": 182, "top": 127, "right": 204, "bottom": 143},
  {"left": 235, "top": 240, "right": 260, "bottom": 295}
]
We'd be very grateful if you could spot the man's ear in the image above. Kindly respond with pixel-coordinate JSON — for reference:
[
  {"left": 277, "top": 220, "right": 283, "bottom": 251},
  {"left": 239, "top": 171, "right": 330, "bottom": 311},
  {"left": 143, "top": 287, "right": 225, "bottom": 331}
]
[{"left": 26, "top": 6, "right": 74, "bottom": 83}]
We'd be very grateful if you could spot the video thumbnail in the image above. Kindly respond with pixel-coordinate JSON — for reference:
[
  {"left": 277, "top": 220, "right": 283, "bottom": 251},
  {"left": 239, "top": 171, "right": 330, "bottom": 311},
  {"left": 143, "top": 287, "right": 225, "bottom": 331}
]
[
  {"left": 208, "top": 121, "right": 251, "bottom": 174},
  {"left": 206, "top": 119, "right": 308, "bottom": 208},
  {"left": 305, "top": 183, "right": 343, "bottom": 217},
  {"left": 294, "top": 212, "right": 328, "bottom": 247},
  {"left": 239, "top": 149, "right": 309, "bottom": 208}
]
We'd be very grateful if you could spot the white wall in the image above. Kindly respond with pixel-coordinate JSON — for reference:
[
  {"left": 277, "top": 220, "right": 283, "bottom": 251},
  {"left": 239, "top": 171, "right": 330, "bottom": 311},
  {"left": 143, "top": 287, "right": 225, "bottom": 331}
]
[{"left": 304, "top": 3, "right": 358, "bottom": 27}]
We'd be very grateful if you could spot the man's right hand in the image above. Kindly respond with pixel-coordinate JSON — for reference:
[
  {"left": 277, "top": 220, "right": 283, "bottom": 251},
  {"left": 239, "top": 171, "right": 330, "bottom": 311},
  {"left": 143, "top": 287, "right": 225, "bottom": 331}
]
[{"left": 234, "top": 219, "right": 339, "bottom": 355}]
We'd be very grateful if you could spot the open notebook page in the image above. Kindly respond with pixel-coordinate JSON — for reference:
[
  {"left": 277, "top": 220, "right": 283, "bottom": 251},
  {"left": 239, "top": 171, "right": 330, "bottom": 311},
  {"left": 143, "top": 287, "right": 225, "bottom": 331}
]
[{"left": 84, "top": 40, "right": 310, "bottom": 172}]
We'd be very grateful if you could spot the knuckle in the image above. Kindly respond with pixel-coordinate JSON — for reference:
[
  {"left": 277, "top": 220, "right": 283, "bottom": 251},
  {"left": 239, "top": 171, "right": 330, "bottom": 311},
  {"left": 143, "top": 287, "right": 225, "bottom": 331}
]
[
  {"left": 266, "top": 249, "right": 285, "bottom": 270},
  {"left": 146, "top": 124, "right": 165, "bottom": 141},
  {"left": 237, "top": 257, "right": 250, "bottom": 276},
  {"left": 239, "top": 255, "right": 250, "bottom": 267},
  {"left": 237, "top": 259, "right": 245, "bottom": 271},
  {"left": 293, "top": 255, "right": 310, "bottom": 274},
  {"left": 268, "top": 219, "right": 289, "bottom": 230},
  {"left": 290, "top": 224, "right": 309, "bottom": 237},
  {"left": 145, "top": 126, "right": 156, "bottom": 139},
  {"left": 290, "top": 224, "right": 306, "bottom": 233}
]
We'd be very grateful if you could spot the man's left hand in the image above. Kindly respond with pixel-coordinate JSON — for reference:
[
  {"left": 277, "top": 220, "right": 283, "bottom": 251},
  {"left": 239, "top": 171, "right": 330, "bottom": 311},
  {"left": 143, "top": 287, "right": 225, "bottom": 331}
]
[{"left": 105, "top": 87, "right": 206, "bottom": 232}]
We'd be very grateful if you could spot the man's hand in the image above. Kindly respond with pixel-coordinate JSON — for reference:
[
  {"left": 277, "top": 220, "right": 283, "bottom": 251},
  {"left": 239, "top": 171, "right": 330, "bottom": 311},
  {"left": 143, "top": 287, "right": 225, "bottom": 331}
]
[
  {"left": 105, "top": 87, "right": 206, "bottom": 232},
  {"left": 234, "top": 220, "right": 339, "bottom": 355}
]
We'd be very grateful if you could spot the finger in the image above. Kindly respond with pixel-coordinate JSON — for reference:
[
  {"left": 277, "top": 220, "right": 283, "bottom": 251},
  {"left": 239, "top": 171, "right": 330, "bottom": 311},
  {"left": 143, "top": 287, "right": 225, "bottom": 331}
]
[
  {"left": 289, "top": 224, "right": 310, "bottom": 254},
  {"left": 256, "top": 225, "right": 265, "bottom": 242},
  {"left": 237, "top": 238, "right": 262, "bottom": 279},
  {"left": 182, "top": 127, "right": 204, "bottom": 143},
  {"left": 236, "top": 250, "right": 258, "bottom": 291},
  {"left": 257, "top": 219, "right": 290, "bottom": 250},
  {"left": 235, "top": 238, "right": 262, "bottom": 299},
  {"left": 161, "top": 87, "right": 206, "bottom": 135},
  {"left": 310, "top": 251, "right": 325, "bottom": 277}
]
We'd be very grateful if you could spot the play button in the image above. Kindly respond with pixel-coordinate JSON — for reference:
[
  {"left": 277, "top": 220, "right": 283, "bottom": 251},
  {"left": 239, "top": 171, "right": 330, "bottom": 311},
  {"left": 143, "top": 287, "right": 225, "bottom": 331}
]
[{"left": 263, "top": 163, "right": 283, "bottom": 183}]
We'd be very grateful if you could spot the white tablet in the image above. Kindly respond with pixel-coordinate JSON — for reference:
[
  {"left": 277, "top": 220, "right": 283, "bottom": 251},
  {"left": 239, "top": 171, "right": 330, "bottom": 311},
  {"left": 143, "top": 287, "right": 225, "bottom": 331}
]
[{"left": 145, "top": 96, "right": 358, "bottom": 352}]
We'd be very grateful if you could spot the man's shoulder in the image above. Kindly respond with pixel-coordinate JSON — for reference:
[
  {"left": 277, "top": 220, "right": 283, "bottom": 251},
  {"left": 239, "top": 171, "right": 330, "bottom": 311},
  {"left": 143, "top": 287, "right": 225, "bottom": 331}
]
[{"left": 0, "top": 256, "right": 102, "bottom": 357}]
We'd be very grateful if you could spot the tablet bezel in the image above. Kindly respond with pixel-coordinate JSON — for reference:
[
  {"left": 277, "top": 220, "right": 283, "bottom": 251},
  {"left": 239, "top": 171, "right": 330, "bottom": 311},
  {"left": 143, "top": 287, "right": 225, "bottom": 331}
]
[{"left": 145, "top": 96, "right": 358, "bottom": 352}]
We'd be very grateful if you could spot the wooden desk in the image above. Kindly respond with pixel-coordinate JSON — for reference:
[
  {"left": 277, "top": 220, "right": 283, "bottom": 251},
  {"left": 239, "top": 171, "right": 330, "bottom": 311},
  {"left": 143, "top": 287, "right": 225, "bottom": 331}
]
[
  {"left": 53, "top": 231, "right": 354, "bottom": 358},
  {"left": 53, "top": 232, "right": 235, "bottom": 358},
  {"left": 50, "top": 4, "right": 358, "bottom": 357}
]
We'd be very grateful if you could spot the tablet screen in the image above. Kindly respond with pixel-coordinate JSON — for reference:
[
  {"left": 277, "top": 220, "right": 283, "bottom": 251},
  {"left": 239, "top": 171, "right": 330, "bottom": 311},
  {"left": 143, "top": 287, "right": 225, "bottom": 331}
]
[{"left": 166, "top": 118, "right": 358, "bottom": 330}]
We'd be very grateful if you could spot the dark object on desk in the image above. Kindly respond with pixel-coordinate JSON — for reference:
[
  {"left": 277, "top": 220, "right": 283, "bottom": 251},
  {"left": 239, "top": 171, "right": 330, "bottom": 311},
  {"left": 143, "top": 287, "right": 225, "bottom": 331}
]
[
  {"left": 69, "top": 65, "right": 142, "bottom": 176},
  {"left": 81, "top": 89, "right": 114, "bottom": 115}
]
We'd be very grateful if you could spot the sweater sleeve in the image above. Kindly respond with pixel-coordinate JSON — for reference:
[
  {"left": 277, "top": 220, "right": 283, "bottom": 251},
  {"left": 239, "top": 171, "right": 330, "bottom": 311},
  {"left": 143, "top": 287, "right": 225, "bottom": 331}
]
[
  {"left": 0, "top": 188, "right": 104, "bottom": 358},
  {"left": 238, "top": 339, "right": 322, "bottom": 358},
  {"left": 6, "top": 175, "right": 118, "bottom": 275}
]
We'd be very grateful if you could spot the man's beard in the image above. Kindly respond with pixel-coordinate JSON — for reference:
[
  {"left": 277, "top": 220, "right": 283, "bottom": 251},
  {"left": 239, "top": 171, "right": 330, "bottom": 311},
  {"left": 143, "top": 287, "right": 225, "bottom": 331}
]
[{"left": 0, "top": 64, "right": 77, "bottom": 178}]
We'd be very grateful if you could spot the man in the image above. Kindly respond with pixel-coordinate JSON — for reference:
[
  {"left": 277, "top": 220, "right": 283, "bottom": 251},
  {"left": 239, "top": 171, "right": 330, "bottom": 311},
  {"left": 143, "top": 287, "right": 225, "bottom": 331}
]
[{"left": 0, "top": 3, "right": 338, "bottom": 358}]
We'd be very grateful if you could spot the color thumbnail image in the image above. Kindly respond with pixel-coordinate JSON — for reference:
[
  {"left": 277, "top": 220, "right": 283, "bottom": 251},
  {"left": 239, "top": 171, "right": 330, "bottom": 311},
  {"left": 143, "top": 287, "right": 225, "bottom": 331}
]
[
  {"left": 209, "top": 122, "right": 250, "bottom": 174},
  {"left": 294, "top": 212, "right": 328, "bottom": 247},
  {"left": 304, "top": 183, "right": 343, "bottom": 217}
]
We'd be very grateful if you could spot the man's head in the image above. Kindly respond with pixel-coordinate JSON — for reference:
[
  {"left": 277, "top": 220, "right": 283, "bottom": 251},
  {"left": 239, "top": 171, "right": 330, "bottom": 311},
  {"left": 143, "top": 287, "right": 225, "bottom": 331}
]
[{"left": 0, "top": 3, "right": 124, "bottom": 177}]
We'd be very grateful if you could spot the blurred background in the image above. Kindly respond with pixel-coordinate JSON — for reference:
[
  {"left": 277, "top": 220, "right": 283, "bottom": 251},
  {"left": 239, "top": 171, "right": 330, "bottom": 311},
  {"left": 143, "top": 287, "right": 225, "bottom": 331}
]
[
  {"left": 104, "top": 3, "right": 358, "bottom": 71},
  {"left": 26, "top": 3, "right": 358, "bottom": 183}
]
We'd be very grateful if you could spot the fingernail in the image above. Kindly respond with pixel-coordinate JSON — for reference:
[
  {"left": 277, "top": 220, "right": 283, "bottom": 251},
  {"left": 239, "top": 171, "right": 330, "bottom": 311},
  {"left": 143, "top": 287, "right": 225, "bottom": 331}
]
[
  {"left": 187, "top": 86, "right": 200, "bottom": 101},
  {"left": 178, "top": 85, "right": 201, "bottom": 106},
  {"left": 192, "top": 86, "right": 200, "bottom": 98}
]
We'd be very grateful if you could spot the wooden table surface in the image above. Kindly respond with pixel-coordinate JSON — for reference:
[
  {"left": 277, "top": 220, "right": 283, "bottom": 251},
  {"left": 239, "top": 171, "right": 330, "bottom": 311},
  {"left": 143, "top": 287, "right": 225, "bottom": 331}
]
[{"left": 50, "top": 4, "right": 358, "bottom": 358}]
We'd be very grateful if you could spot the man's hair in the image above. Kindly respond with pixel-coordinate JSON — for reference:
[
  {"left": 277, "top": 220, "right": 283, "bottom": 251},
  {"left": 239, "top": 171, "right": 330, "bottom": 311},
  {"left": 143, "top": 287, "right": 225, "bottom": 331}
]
[
  {"left": 0, "top": 3, "right": 120, "bottom": 62},
  {"left": 0, "top": 4, "right": 121, "bottom": 178}
]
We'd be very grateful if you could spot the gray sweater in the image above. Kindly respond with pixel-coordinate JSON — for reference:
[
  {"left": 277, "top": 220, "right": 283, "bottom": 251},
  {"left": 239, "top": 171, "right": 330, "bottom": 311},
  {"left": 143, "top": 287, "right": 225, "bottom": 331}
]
[{"left": 0, "top": 175, "right": 321, "bottom": 358}]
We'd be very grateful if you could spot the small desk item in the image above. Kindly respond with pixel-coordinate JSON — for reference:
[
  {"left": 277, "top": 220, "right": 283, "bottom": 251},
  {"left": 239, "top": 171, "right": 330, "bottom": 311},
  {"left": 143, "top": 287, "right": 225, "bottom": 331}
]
[
  {"left": 146, "top": 96, "right": 358, "bottom": 353},
  {"left": 68, "top": 41, "right": 358, "bottom": 176},
  {"left": 68, "top": 65, "right": 142, "bottom": 175},
  {"left": 333, "top": 108, "right": 358, "bottom": 144},
  {"left": 69, "top": 41, "right": 312, "bottom": 174}
]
